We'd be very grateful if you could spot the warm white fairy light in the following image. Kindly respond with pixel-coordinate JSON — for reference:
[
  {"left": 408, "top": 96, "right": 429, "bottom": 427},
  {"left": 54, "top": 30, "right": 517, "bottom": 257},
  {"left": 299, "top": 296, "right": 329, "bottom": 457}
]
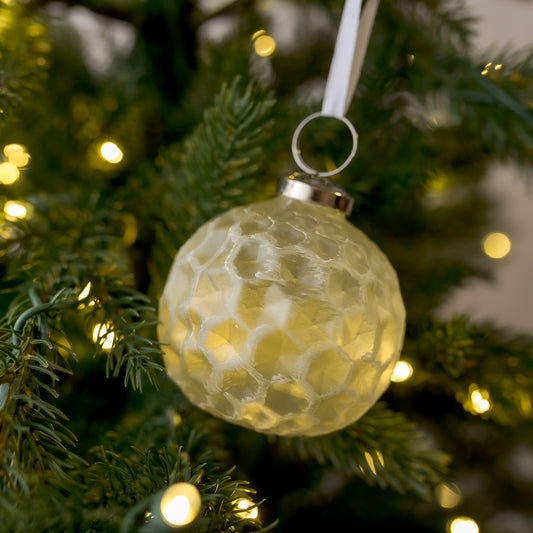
[
  {"left": 0, "top": 162, "right": 20, "bottom": 185},
  {"left": 391, "top": 360, "right": 413, "bottom": 382},
  {"left": 160, "top": 483, "right": 201, "bottom": 527},
  {"left": 78, "top": 282, "right": 92, "bottom": 301},
  {"left": 99, "top": 141, "right": 123, "bottom": 164},
  {"left": 470, "top": 388, "right": 492, "bottom": 414},
  {"left": 92, "top": 323, "right": 115, "bottom": 350},
  {"left": 448, "top": 516, "right": 479, "bottom": 533},
  {"left": 3, "top": 144, "right": 30, "bottom": 168},
  {"left": 235, "top": 498, "right": 258, "bottom": 519},
  {"left": 435, "top": 482, "right": 462, "bottom": 509},
  {"left": 482, "top": 232, "right": 511, "bottom": 259},
  {"left": 4, "top": 200, "right": 27, "bottom": 220},
  {"left": 252, "top": 30, "right": 276, "bottom": 57}
]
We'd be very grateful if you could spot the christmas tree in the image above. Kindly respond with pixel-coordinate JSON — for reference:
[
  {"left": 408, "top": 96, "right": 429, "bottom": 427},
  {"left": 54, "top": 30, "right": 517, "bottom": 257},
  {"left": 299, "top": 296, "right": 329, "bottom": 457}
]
[{"left": 1, "top": 0, "right": 533, "bottom": 531}]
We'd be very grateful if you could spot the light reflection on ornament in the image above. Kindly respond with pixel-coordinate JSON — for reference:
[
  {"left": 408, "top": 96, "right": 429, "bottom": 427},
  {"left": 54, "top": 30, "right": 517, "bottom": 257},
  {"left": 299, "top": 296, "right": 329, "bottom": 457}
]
[
  {"left": 391, "top": 360, "right": 413, "bottom": 382},
  {"left": 252, "top": 30, "right": 276, "bottom": 57},
  {"left": 435, "top": 482, "right": 462, "bottom": 509},
  {"left": 235, "top": 498, "right": 258, "bottom": 519},
  {"left": 99, "top": 141, "right": 123, "bottom": 164},
  {"left": 0, "top": 162, "right": 20, "bottom": 185},
  {"left": 482, "top": 232, "right": 511, "bottom": 259},
  {"left": 4, "top": 200, "right": 27, "bottom": 220},
  {"left": 92, "top": 323, "right": 115, "bottom": 350},
  {"left": 447, "top": 516, "right": 479, "bottom": 533},
  {"left": 160, "top": 483, "right": 201, "bottom": 527}
]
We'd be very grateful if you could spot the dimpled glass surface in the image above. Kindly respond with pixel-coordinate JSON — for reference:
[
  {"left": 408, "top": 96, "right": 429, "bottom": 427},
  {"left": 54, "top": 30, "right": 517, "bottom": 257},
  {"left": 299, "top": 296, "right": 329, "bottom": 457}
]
[{"left": 158, "top": 195, "right": 405, "bottom": 437}]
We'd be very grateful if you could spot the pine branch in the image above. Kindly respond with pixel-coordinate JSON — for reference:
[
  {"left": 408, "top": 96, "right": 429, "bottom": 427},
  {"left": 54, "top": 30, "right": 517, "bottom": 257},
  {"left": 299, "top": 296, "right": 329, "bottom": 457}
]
[
  {"left": 157, "top": 77, "right": 276, "bottom": 247},
  {"left": 411, "top": 316, "right": 533, "bottom": 425},
  {"left": 280, "top": 403, "right": 450, "bottom": 499},
  {"left": 0, "top": 3, "right": 50, "bottom": 127}
]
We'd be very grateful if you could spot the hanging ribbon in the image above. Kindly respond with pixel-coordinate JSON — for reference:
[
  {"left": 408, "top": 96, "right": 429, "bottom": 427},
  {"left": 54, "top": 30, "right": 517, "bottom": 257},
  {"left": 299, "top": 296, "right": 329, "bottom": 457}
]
[{"left": 292, "top": 0, "right": 380, "bottom": 176}]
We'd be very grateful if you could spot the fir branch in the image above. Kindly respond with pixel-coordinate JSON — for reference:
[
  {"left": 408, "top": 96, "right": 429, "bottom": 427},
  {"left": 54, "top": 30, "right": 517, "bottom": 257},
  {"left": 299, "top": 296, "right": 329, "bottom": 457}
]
[
  {"left": 411, "top": 316, "right": 533, "bottom": 425},
  {"left": 281, "top": 403, "right": 450, "bottom": 499},
  {"left": 0, "top": 291, "right": 85, "bottom": 494},
  {"left": 159, "top": 77, "right": 276, "bottom": 245}
]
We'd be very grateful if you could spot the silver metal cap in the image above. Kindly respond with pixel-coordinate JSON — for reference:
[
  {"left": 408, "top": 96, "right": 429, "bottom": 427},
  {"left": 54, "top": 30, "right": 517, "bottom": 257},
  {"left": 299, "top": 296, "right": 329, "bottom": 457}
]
[{"left": 276, "top": 173, "right": 354, "bottom": 216}]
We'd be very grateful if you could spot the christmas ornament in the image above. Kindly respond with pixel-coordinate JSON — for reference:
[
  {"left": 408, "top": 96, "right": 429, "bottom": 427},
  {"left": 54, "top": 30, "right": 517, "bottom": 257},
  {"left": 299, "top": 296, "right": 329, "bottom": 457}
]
[
  {"left": 159, "top": 175, "right": 405, "bottom": 437},
  {"left": 158, "top": 0, "right": 405, "bottom": 436}
]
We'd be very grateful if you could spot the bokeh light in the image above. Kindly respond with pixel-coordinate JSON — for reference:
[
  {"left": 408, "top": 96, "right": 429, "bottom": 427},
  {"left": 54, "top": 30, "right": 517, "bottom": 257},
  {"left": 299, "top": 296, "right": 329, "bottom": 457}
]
[
  {"left": 470, "top": 387, "right": 492, "bottom": 414},
  {"left": 0, "top": 162, "right": 20, "bottom": 185},
  {"left": 99, "top": 141, "right": 123, "bottom": 164},
  {"left": 482, "top": 232, "right": 511, "bottom": 259},
  {"left": 252, "top": 30, "right": 276, "bottom": 57},
  {"left": 4, "top": 200, "right": 27, "bottom": 220},
  {"left": 160, "top": 483, "right": 201, "bottom": 527},
  {"left": 447, "top": 516, "right": 479, "bottom": 533},
  {"left": 92, "top": 323, "right": 115, "bottom": 350},
  {"left": 435, "top": 482, "right": 462, "bottom": 509},
  {"left": 391, "top": 360, "right": 413, "bottom": 382},
  {"left": 235, "top": 498, "right": 258, "bottom": 519},
  {"left": 3, "top": 144, "right": 30, "bottom": 168}
]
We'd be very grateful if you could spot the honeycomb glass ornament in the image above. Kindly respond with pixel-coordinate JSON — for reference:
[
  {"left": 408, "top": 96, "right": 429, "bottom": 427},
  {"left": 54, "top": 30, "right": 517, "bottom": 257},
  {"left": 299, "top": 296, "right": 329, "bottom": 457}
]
[{"left": 158, "top": 175, "right": 405, "bottom": 437}]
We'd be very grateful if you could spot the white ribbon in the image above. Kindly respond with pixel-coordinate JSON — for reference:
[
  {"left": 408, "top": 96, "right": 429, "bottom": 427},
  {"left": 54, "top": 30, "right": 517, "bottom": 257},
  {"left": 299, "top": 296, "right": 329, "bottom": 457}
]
[
  {"left": 322, "top": 0, "right": 380, "bottom": 118},
  {"left": 292, "top": 0, "right": 380, "bottom": 176}
]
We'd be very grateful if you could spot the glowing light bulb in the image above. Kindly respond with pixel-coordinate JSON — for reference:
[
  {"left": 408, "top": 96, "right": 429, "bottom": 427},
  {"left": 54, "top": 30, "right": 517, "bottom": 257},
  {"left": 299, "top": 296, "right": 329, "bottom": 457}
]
[
  {"left": 92, "top": 323, "right": 115, "bottom": 350},
  {"left": 470, "top": 388, "right": 492, "bottom": 414},
  {"left": 435, "top": 482, "right": 462, "bottom": 508},
  {"left": 0, "top": 162, "right": 20, "bottom": 185},
  {"left": 4, "top": 200, "right": 27, "bottom": 220},
  {"left": 160, "top": 483, "right": 201, "bottom": 527},
  {"left": 3, "top": 144, "right": 30, "bottom": 168},
  {"left": 391, "top": 360, "right": 413, "bottom": 382},
  {"left": 235, "top": 498, "right": 258, "bottom": 519},
  {"left": 447, "top": 516, "right": 479, "bottom": 533},
  {"left": 78, "top": 282, "right": 92, "bottom": 301},
  {"left": 482, "top": 232, "right": 511, "bottom": 259},
  {"left": 99, "top": 141, "right": 123, "bottom": 164},
  {"left": 252, "top": 30, "right": 276, "bottom": 57}
]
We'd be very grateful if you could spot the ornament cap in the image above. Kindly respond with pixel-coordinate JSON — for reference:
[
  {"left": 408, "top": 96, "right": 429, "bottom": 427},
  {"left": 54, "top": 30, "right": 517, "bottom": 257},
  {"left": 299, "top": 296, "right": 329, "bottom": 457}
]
[{"left": 276, "top": 173, "right": 354, "bottom": 216}]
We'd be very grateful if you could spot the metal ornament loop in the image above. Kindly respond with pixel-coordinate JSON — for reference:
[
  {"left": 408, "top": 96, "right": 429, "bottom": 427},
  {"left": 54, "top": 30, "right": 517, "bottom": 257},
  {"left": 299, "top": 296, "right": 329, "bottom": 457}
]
[{"left": 291, "top": 112, "right": 358, "bottom": 178}]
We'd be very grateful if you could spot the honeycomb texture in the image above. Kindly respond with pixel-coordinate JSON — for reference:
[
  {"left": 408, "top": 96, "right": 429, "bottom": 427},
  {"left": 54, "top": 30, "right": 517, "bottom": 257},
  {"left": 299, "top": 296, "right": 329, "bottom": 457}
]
[{"left": 158, "top": 195, "right": 405, "bottom": 437}]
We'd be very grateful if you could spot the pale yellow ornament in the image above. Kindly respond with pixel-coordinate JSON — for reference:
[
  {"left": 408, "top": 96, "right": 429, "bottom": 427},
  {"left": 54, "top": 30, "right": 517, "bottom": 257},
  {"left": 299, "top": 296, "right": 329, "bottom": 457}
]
[{"left": 158, "top": 176, "right": 405, "bottom": 437}]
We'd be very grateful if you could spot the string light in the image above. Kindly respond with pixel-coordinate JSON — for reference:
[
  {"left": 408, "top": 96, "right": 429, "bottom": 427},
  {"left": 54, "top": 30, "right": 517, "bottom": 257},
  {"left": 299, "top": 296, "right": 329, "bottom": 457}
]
[
  {"left": 482, "top": 232, "right": 511, "bottom": 259},
  {"left": 435, "top": 482, "right": 462, "bottom": 509},
  {"left": 99, "top": 141, "right": 123, "bottom": 164},
  {"left": 447, "top": 516, "right": 479, "bottom": 533},
  {"left": 0, "top": 162, "right": 20, "bottom": 185},
  {"left": 252, "top": 30, "right": 276, "bottom": 57},
  {"left": 92, "top": 323, "right": 115, "bottom": 350},
  {"left": 391, "top": 360, "right": 413, "bottom": 382},
  {"left": 235, "top": 498, "right": 258, "bottom": 520},
  {"left": 160, "top": 483, "right": 201, "bottom": 527},
  {"left": 4, "top": 200, "right": 27, "bottom": 220}
]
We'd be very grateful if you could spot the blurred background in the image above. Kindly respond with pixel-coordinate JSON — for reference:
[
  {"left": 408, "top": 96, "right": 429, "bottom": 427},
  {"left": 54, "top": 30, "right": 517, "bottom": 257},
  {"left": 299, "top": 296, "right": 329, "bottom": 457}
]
[{"left": 441, "top": 0, "right": 533, "bottom": 333}]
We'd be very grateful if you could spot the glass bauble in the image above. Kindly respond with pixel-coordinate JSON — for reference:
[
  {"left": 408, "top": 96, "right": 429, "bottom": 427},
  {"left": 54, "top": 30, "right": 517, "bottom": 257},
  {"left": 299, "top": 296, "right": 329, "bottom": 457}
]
[{"left": 158, "top": 191, "right": 405, "bottom": 437}]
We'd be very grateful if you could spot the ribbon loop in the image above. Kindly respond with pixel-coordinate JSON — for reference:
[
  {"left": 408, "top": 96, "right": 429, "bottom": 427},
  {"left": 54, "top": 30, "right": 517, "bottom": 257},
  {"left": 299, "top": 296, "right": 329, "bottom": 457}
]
[{"left": 322, "top": 0, "right": 380, "bottom": 117}]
